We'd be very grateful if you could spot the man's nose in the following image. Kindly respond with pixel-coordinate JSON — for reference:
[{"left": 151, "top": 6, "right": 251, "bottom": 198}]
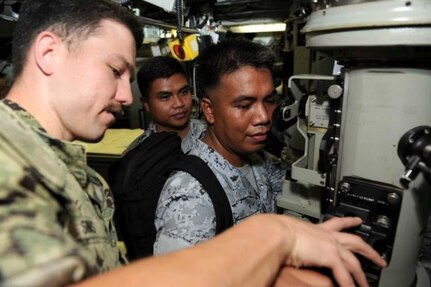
[
  {"left": 253, "top": 103, "right": 271, "bottom": 125},
  {"left": 117, "top": 81, "right": 133, "bottom": 106},
  {"left": 172, "top": 94, "right": 185, "bottom": 107}
]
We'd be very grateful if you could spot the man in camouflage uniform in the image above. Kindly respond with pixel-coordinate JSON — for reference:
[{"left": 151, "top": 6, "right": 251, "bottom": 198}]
[
  {"left": 0, "top": 0, "right": 142, "bottom": 285},
  {"left": 0, "top": 0, "right": 386, "bottom": 286},
  {"left": 127, "top": 56, "right": 206, "bottom": 153},
  {"left": 0, "top": 99, "right": 121, "bottom": 285},
  {"left": 154, "top": 39, "right": 288, "bottom": 254}
]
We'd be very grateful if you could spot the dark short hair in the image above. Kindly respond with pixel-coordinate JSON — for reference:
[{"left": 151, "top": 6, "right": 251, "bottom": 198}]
[
  {"left": 137, "top": 56, "right": 187, "bottom": 100},
  {"left": 195, "top": 38, "right": 275, "bottom": 98},
  {"left": 12, "top": 0, "right": 143, "bottom": 78}
]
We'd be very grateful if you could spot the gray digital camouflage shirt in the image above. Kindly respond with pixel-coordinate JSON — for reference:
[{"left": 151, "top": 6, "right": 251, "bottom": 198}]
[
  {"left": 0, "top": 100, "right": 121, "bottom": 286},
  {"left": 154, "top": 139, "right": 287, "bottom": 255},
  {"left": 126, "top": 119, "right": 206, "bottom": 153}
]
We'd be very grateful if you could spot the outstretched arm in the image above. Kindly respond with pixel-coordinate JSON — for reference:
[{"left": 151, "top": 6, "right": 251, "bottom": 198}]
[
  {"left": 76, "top": 215, "right": 385, "bottom": 287},
  {"left": 273, "top": 267, "right": 335, "bottom": 287}
]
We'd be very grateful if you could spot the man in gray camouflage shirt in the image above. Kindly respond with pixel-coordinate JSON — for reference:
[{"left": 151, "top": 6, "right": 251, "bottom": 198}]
[
  {"left": 154, "top": 39, "right": 288, "bottom": 254},
  {"left": 127, "top": 56, "right": 206, "bottom": 153}
]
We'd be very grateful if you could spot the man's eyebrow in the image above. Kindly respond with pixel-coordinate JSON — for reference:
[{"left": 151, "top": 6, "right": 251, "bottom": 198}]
[
  {"left": 232, "top": 95, "right": 256, "bottom": 103},
  {"left": 156, "top": 90, "right": 172, "bottom": 96},
  {"left": 155, "top": 84, "right": 190, "bottom": 96}
]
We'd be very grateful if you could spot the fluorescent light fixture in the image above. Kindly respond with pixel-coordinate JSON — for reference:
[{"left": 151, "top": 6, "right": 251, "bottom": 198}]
[
  {"left": 229, "top": 22, "right": 286, "bottom": 33},
  {"left": 393, "top": 17, "right": 409, "bottom": 22}
]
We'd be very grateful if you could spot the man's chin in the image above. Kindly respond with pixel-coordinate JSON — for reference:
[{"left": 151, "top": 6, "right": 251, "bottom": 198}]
[
  {"left": 167, "top": 121, "right": 190, "bottom": 132},
  {"left": 75, "top": 130, "right": 106, "bottom": 143},
  {"left": 89, "top": 134, "right": 105, "bottom": 143},
  {"left": 245, "top": 143, "right": 266, "bottom": 155}
]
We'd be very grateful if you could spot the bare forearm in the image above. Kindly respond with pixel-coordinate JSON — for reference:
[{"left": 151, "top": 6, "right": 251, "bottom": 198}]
[
  {"left": 273, "top": 267, "right": 335, "bottom": 287},
  {"left": 76, "top": 215, "right": 287, "bottom": 287}
]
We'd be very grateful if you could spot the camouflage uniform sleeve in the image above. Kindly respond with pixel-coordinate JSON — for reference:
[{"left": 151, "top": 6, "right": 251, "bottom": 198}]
[
  {"left": 153, "top": 171, "right": 216, "bottom": 255},
  {"left": 0, "top": 149, "right": 89, "bottom": 286}
]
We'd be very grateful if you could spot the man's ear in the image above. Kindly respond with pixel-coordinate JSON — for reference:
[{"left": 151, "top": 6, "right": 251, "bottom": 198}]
[
  {"left": 33, "top": 31, "right": 61, "bottom": 76},
  {"left": 141, "top": 97, "right": 150, "bottom": 112},
  {"left": 200, "top": 97, "right": 214, "bottom": 124}
]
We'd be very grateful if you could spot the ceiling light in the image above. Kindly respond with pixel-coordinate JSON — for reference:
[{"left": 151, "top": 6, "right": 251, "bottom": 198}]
[{"left": 229, "top": 22, "right": 286, "bottom": 33}]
